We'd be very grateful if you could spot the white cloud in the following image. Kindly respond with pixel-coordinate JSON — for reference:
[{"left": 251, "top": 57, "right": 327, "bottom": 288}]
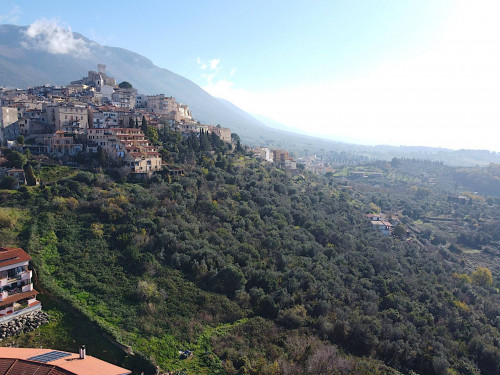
[
  {"left": 205, "top": 1, "right": 500, "bottom": 151},
  {"left": 203, "top": 79, "right": 235, "bottom": 97},
  {"left": 209, "top": 58, "right": 220, "bottom": 70},
  {"left": 21, "top": 18, "right": 89, "bottom": 56},
  {"left": 196, "top": 57, "right": 207, "bottom": 70},
  {"left": 198, "top": 58, "right": 237, "bottom": 96},
  {"left": 0, "top": 5, "right": 21, "bottom": 23},
  {"left": 197, "top": 57, "right": 221, "bottom": 71}
]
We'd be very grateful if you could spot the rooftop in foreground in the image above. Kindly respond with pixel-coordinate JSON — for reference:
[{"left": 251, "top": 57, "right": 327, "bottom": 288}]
[{"left": 0, "top": 348, "right": 131, "bottom": 375}]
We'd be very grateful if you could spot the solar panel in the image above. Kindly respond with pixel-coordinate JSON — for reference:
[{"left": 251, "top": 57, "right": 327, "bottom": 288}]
[{"left": 27, "top": 351, "right": 71, "bottom": 363}]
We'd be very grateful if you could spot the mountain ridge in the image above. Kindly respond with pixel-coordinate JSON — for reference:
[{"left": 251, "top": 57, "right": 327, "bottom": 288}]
[{"left": 0, "top": 24, "right": 278, "bottom": 144}]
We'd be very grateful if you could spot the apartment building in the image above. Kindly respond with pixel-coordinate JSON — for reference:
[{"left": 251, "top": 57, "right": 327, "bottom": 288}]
[
  {"left": 46, "top": 104, "right": 88, "bottom": 134},
  {"left": 87, "top": 127, "right": 162, "bottom": 174},
  {"left": 0, "top": 247, "right": 40, "bottom": 323}
]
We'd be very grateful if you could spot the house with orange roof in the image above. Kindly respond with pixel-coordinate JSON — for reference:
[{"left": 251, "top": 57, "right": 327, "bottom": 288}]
[
  {"left": 87, "top": 127, "right": 162, "bottom": 175},
  {"left": 0, "top": 347, "right": 131, "bottom": 375},
  {"left": 0, "top": 247, "right": 40, "bottom": 323}
]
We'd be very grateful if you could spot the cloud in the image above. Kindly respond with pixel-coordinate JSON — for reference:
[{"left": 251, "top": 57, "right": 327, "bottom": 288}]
[
  {"left": 196, "top": 57, "right": 207, "bottom": 70},
  {"left": 197, "top": 58, "right": 237, "bottom": 96},
  {"left": 203, "top": 79, "right": 235, "bottom": 97},
  {"left": 0, "top": 5, "right": 21, "bottom": 23},
  {"left": 21, "top": 18, "right": 89, "bottom": 56},
  {"left": 209, "top": 58, "right": 220, "bottom": 70},
  {"left": 197, "top": 57, "right": 221, "bottom": 71}
]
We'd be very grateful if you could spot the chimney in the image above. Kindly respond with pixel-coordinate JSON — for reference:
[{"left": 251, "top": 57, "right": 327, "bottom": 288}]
[{"left": 79, "top": 345, "right": 86, "bottom": 359}]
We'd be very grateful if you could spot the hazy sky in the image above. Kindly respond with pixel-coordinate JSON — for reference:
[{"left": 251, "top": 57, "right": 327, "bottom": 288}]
[{"left": 2, "top": 1, "right": 500, "bottom": 151}]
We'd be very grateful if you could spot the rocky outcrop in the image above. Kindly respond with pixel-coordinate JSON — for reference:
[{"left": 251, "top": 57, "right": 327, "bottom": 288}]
[{"left": 0, "top": 311, "right": 49, "bottom": 340}]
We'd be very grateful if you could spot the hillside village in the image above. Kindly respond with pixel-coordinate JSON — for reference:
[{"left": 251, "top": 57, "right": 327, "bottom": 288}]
[{"left": 0, "top": 64, "right": 300, "bottom": 185}]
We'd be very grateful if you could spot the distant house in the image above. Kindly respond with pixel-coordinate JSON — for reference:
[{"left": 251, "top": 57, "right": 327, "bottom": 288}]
[
  {"left": 272, "top": 149, "right": 297, "bottom": 170},
  {"left": 350, "top": 171, "right": 365, "bottom": 178},
  {"left": 166, "top": 166, "right": 185, "bottom": 176},
  {"left": 0, "top": 247, "right": 40, "bottom": 323},
  {"left": 371, "top": 220, "right": 393, "bottom": 236},
  {"left": 35, "top": 131, "right": 83, "bottom": 156},
  {"left": 87, "top": 127, "right": 162, "bottom": 175},
  {"left": 46, "top": 103, "right": 89, "bottom": 134},
  {"left": 5, "top": 169, "right": 27, "bottom": 186},
  {"left": 366, "top": 213, "right": 382, "bottom": 221},
  {"left": 253, "top": 147, "right": 273, "bottom": 162}
]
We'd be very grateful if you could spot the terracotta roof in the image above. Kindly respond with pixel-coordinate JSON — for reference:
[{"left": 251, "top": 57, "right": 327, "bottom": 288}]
[
  {"left": 0, "top": 290, "right": 38, "bottom": 309},
  {"left": 0, "top": 358, "right": 74, "bottom": 374},
  {"left": 0, "top": 247, "right": 31, "bottom": 268},
  {"left": 0, "top": 348, "right": 131, "bottom": 375}
]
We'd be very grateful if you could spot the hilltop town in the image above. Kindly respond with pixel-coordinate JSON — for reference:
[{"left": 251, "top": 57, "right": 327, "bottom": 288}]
[{"left": 0, "top": 65, "right": 305, "bottom": 186}]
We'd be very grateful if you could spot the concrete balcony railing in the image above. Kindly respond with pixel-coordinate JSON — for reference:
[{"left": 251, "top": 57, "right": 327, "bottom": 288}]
[
  {"left": 19, "top": 270, "right": 32, "bottom": 281},
  {"left": 0, "top": 291, "right": 8, "bottom": 302},
  {"left": 0, "top": 270, "right": 31, "bottom": 287},
  {"left": 21, "top": 284, "right": 33, "bottom": 293}
]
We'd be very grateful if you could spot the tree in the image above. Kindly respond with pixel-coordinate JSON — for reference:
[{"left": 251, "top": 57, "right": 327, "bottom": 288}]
[
  {"left": 16, "top": 135, "right": 24, "bottom": 145},
  {"left": 146, "top": 126, "right": 159, "bottom": 145},
  {"left": 211, "top": 265, "right": 246, "bottom": 298},
  {"left": 471, "top": 266, "right": 493, "bottom": 287},
  {"left": 199, "top": 129, "right": 210, "bottom": 151},
  {"left": 231, "top": 133, "right": 241, "bottom": 143},
  {"left": 24, "top": 164, "right": 37, "bottom": 186},
  {"left": 118, "top": 81, "right": 133, "bottom": 89},
  {"left": 393, "top": 224, "right": 406, "bottom": 239},
  {"left": 210, "top": 131, "right": 221, "bottom": 150},
  {"left": 95, "top": 146, "right": 106, "bottom": 166},
  {"left": 141, "top": 116, "right": 148, "bottom": 134},
  {"left": 128, "top": 117, "right": 135, "bottom": 128},
  {"left": 6, "top": 150, "right": 27, "bottom": 168},
  {"left": 0, "top": 176, "right": 18, "bottom": 190}
]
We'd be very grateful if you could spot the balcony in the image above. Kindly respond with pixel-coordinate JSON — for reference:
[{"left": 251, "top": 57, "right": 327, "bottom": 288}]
[
  {"left": 0, "top": 282, "right": 32, "bottom": 300},
  {"left": 21, "top": 284, "right": 33, "bottom": 293},
  {"left": 0, "top": 271, "right": 29, "bottom": 287},
  {"left": 20, "top": 270, "right": 32, "bottom": 281}
]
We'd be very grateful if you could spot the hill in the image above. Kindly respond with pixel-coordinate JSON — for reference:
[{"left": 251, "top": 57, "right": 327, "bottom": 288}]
[{"left": 1, "top": 132, "right": 500, "bottom": 374}]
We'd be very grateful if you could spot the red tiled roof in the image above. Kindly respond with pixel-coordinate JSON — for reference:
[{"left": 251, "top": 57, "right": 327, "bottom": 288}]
[
  {"left": 0, "top": 247, "right": 31, "bottom": 268},
  {"left": 0, "top": 358, "right": 73, "bottom": 375},
  {"left": 0, "top": 348, "right": 131, "bottom": 375}
]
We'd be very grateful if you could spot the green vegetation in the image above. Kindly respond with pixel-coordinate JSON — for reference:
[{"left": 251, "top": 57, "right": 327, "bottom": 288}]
[
  {"left": 1, "top": 142, "right": 500, "bottom": 375},
  {"left": 118, "top": 81, "right": 133, "bottom": 89}
]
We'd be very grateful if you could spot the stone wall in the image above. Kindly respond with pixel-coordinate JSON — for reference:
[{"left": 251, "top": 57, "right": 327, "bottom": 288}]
[{"left": 0, "top": 311, "right": 49, "bottom": 340}]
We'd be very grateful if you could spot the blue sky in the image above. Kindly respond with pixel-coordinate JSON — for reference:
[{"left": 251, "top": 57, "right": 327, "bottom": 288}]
[{"left": 2, "top": 0, "right": 500, "bottom": 151}]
